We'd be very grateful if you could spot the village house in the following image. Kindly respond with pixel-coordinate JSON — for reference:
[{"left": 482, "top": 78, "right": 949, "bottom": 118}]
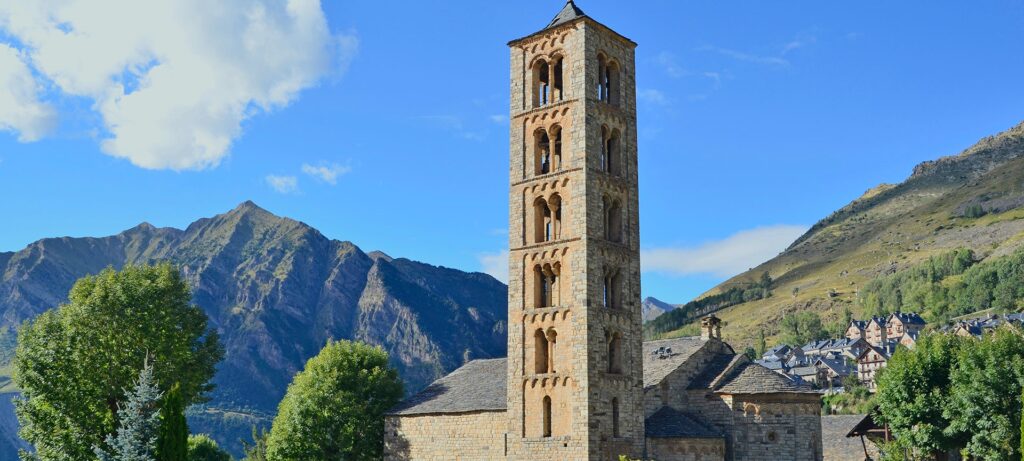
[
  {"left": 855, "top": 343, "right": 895, "bottom": 392},
  {"left": 886, "top": 312, "right": 926, "bottom": 339},
  {"left": 381, "top": 3, "right": 824, "bottom": 460}
]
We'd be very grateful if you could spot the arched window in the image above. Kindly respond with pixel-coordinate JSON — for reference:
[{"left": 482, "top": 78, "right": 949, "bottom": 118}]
[
  {"left": 548, "top": 194, "right": 561, "bottom": 240},
  {"left": 552, "top": 56, "right": 564, "bottom": 102},
  {"left": 597, "top": 54, "right": 607, "bottom": 101},
  {"left": 551, "top": 125, "right": 563, "bottom": 171},
  {"left": 602, "top": 128, "right": 620, "bottom": 175},
  {"left": 534, "top": 329, "right": 549, "bottom": 374},
  {"left": 606, "top": 60, "right": 620, "bottom": 105},
  {"left": 603, "top": 267, "right": 620, "bottom": 309},
  {"left": 608, "top": 332, "right": 623, "bottom": 374},
  {"left": 533, "top": 197, "right": 551, "bottom": 243},
  {"left": 611, "top": 398, "right": 620, "bottom": 437},
  {"left": 534, "top": 59, "right": 550, "bottom": 108},
  {"left": 546, "top": 329, "right": 557, "bottom": 373},
  {"left": 534, "top": 264, "right": 558, "bottom": 308},
  {"left": 542, "top": 396, "right": 553, "bottom": 437},
  {"left": 604, "top": 197, "right": 622, "bottom": 243},
  {"left": 535, "top": 129, "right": 551, "bottom": 175}
]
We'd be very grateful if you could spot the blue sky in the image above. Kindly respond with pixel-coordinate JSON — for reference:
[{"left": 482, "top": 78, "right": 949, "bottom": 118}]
[{"left": 1, "top": 0, "right": 1023, "bottom": 303}]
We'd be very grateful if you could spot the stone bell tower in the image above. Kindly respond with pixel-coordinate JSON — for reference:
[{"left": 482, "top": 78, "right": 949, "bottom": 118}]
[{"left": 506, "top": 2, "right": 642, "bottom": 459}]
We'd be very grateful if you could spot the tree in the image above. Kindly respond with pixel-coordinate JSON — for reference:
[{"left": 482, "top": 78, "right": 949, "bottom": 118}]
[
  {"left": 755, "top": 329, "right": 767, "bottom": 358},
  {"left": 95, "top": 363, "right": 163, "bottom": 461},
  {"left": 156, "top": 384, "right": 188, "bottom": 461},
  {"left": 875, "top": 333, "right": 968, "bottom": 458},
  {"left": 265, "top": 340, "right": 403, "bottom": 460},
  {"left": 779, "top": 311, "right": 827, "bottom": 346},
  {"left": 187, "top": 435, "right": 232, "bottom": 461},
  {"left": 945, "top": 328, "right": 1024, "bottom": 460},
  {"left": 13, "top": 263, "right": 224, "bottom": 460},
  {"left": 241, "top": 427, "right": 269, "bottom": 461}
]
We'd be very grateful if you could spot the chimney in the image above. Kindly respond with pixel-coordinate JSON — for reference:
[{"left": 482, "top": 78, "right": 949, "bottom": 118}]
[{"left": 701, "top": 315, "right": 722, "bottom": 341}]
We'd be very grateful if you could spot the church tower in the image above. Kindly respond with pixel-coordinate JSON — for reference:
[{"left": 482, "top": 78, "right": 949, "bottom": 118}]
[{"left": 506, "top": 2, "right": 643, "bottom": 459}]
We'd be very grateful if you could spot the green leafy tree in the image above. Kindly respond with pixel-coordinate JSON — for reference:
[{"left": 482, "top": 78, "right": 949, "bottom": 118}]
[
  {"left": 779, "top": 311, "right": 827, "bottom": 346},
  {"left": 95, "top": 362, "right": 163, "bottom": 461},
  {"left": 241, "top": 427, "right": 269, "bottom": 461},
  {"left": 755, "top": 329, "right": 767, "bottom": 358},
  {"left": 156, "top": 384, "right": 187, "bottom": 461},
  {"left": 945, "top": 328, "right": 1024, "bottom": 460},
  {"left": 187, "top": 435, "right": 232, "bottom": 461},
  {"left": 13, "top": 263, "right": 224, "bottom": 460},
  {"left": 265, "top": 340, "right": 403, "bottom": 460},
  {"left": 875, "top": 333, "right": 968, "bottom": 457}
]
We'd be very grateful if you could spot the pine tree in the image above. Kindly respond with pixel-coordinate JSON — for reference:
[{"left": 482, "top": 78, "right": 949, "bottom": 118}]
[
  {"left": 156, "top": 383, "right": 188, "bottom": 461},
  {"left": 95, "top": 362, "right": 163, "bottom": 461}
]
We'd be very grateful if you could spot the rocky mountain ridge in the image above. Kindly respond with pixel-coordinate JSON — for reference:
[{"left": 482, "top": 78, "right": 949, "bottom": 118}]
[{"left": 0, "top": 201, "right": 508, "bottom": 455}]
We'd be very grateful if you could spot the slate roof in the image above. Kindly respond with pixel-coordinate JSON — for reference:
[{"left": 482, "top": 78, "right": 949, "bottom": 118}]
[
  {"left": 889, "top": 311, "right": 926, "bottom": 325},
  {"left": 687, "top": 353, "right": 741, "bottom": 390},
  {"left": 387, "top": 358, "right": 506, "bottom": 416},
  {"left": 645, "top": 406, "right": 723, "bottom": 439},
  {"left": 715, "top": 362, "right": 819, "bottom": 395},
  {"left": 816, "top": 357, "right": 854, "bottom": 376},
  {"left": 546, "top": 0, "right": 587, "bottom": 30},
  {"left": 643, "top": 337, "right": 707, "bottom": 388}
]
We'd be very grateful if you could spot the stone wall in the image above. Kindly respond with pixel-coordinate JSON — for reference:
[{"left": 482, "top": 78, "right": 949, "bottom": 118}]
[
  {"left": 646, "top": 437, "right": 726, "bottom": 461},
  {"left": 725, "top": 395, "right": 823, "bottom": 461},
  {"left": 384, "top": 411, "right": 507, "bottom": 461}
]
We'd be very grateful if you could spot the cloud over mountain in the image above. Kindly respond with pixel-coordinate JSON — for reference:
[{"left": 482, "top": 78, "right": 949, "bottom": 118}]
[{"left": 0, "top": 0, "right": 357, "bottom": 170}]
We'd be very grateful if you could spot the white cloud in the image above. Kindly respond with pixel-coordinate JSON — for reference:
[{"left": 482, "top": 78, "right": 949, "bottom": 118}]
[
  {"left": 698, "top": 45, "right": 789, "bottom": 67},
  {"left": 641, "top": 225, "right": 807, "bottom": 278},
  {"left": 478, "top": 250, "right": 509, "bottom": 283},
  {"left": 301, "top": 163, "right": 350, "bottom": 185},
  {"left": 0, "top": 44, "right": 56, "bottom": 142},
  {"left": 655, "top": 52, "right": 689, "bottom": 78},
  {"left": 265, "top": 174, "right": 298, "bottom": 194},
  {"left": 638, "top": 89, "right": 668, "bottom": 106},
  {"left": 0, "top": 0, "right": 357, "bottom": 170},
  {"left": 489, "top": 114, "right": 508, "bottom": 124}
]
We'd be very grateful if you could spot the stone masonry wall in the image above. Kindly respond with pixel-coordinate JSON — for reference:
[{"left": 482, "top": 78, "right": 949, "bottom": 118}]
[
  {"left": 647, "top": 437, "right": 726, "bottom": 461},
  {"left": 384, "top": 411, "right": 507, "bottom": 461}
]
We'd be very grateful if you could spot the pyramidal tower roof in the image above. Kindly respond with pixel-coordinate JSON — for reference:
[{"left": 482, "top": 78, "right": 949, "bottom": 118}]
[
  {"left": 509, "top": 1, "right": 635, "bottom": 46},
  {"left": 546, "top": 0, "right": 587, "bottom": 29}
]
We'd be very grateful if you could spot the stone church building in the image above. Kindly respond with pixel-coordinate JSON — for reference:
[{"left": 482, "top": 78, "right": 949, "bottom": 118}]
[{"left": 384, "top": 2, "right": 823, "bottom": 460}]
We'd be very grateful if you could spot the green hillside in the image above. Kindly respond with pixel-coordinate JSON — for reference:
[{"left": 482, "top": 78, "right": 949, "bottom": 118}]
[{"left": 649, "top": 121, "right": 1024, "bottom": 347}]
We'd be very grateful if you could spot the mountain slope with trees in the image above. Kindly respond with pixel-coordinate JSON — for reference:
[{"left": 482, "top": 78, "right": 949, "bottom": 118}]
[
  {"left": 0, "top": 202, "right": 507, "bottom": 456},
  {"left": 653, "top": 121, "right": 1024, "bottom": 346}
]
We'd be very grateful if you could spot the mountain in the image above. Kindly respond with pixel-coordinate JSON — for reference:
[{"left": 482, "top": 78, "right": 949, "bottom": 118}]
[
  {"left": 641, "top": 296, "right": 673, "bottom": 322},
  {"left": 652, "top": 121, "right": 1024, "bottom": 345},
  {"left": 0, "top": 202, "right": 508, "bottom": 456}
]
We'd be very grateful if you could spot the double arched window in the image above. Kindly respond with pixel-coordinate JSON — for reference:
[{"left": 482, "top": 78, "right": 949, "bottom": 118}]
[
  {"left": 534, "top": 125, "right": 563, "bottom": 176},
  {"left": 597, "top": 53, "right": 620, "bottom": 105},
  {"left": 600, "top": 126, "right": 621, "bottom": 176},
  {"left": 533, "top": 194, "right": 562, "bottom": 243},
  {"left": 607, "top": 331, "right": 623, "bottom": 374},
  {"left": 603, "top": 196, "right": 623, "bottom": 243},
  {"left": 533, "top": 263, "right": 560, "bottom": 308},
  {"left": 533, "top": 55, "right": 564, "bottom": 108},
  {"left": 534, "top": 328, "right": 557, "bottom": 374},
  {"left": 602, "top": 267, "right": 622, "bottom": 309}
]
